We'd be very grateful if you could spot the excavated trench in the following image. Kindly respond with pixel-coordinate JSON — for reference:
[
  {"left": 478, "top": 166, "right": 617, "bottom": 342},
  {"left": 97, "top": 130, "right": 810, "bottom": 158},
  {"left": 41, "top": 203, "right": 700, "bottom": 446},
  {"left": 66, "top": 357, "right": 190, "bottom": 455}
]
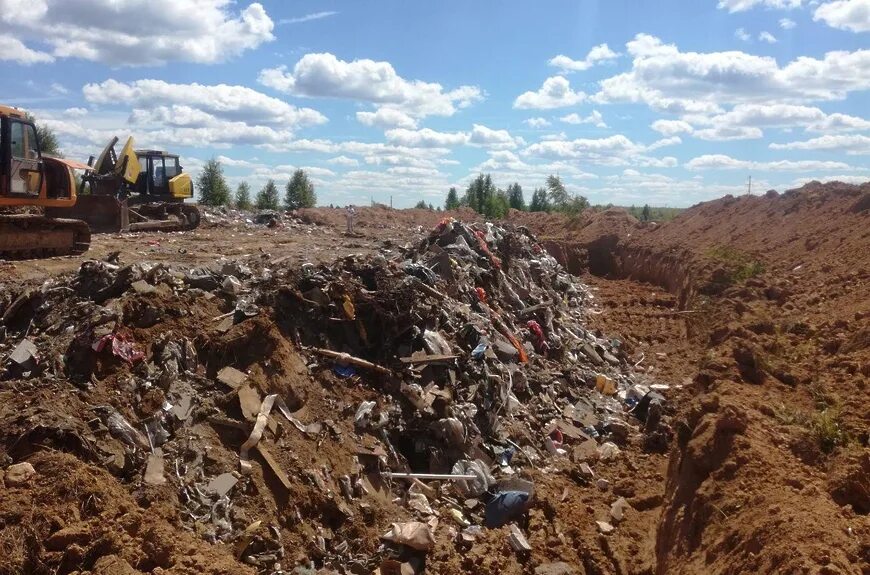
[
  {"left": 543, "top": 237, "right": 714, "bottom": 574},
  {"left": 542, "top": 237, "right": 697, "bottom": 309}
]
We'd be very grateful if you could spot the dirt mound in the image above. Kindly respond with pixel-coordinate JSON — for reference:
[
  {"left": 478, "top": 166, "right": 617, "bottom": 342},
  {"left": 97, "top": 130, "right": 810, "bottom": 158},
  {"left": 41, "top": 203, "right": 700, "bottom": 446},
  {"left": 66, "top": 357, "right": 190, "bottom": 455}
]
[{"left": 525, "top": 181, "right": 869, "bottom": 574}]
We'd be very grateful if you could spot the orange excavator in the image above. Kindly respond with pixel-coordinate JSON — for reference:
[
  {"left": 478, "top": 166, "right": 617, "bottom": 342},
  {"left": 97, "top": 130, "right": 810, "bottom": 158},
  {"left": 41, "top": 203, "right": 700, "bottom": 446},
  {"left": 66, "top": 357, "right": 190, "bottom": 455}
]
[{"left": 0, "top": 105, "right": 90, "bottom": 258}]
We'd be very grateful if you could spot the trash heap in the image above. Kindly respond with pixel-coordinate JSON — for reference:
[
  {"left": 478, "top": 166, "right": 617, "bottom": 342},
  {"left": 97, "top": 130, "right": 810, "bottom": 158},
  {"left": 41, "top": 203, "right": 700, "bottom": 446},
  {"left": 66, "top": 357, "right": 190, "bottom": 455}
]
[
  {"left": 0, "top": 218, "right": 670, "bottom": 575},
  {"left": 268, "top": 219, "right": 671, "bottom": 565}
]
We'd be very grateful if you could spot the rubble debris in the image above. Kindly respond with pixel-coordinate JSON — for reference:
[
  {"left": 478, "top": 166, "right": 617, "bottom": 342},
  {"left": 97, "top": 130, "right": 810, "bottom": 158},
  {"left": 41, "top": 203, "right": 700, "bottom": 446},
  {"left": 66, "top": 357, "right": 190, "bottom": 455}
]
[
  {"left": 217, "top": 366, "right": 248, "bottom": 389},
  {"left": 4, "top": 462, "right": 36, "bottom": 486},
  {"left": 507, "top": 524, "right": 532, "bottom": 552},
  {"left": 144, "top": 452, "right": 167, "bottom": 485},
  {"left": 207, "top": 472, "right": 239, "bottom": 497},
  {"left": 0, "top": 216, "right": 680, "bottom": 574},
  {"left": 610, "top": 497, "right": 630, "bottom": 523},
  {"left": 485, "top": 491, "right": 531, "bottom": 528},
  {"left": 92, "top": 332, "right": 145, "bottom": 365},
  {"left": 9, "top": 338, "right": 38, "bottom": 368},
  {"left": 381, "top": 522, "right": 435, "bottom": 552},
  {"left": 596, "top": 520, "right": 615, "bottom": 534}
]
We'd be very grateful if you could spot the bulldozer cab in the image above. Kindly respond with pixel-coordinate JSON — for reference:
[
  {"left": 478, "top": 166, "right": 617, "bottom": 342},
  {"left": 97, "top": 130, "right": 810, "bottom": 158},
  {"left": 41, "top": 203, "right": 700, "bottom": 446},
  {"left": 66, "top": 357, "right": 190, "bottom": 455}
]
[
  {"left": 134, "top": 151, "right": 193, "bottom": 201},
  {"left": 136, "top": 152, "right": 179, "bottom": 197}
]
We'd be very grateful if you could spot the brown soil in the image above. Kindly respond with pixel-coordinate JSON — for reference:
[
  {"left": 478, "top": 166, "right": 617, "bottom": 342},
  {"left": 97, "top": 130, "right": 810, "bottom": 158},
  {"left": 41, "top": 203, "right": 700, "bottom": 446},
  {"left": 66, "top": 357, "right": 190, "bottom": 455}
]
[{"left": 0, "top": 181, "right": 867, "bottom": 575}]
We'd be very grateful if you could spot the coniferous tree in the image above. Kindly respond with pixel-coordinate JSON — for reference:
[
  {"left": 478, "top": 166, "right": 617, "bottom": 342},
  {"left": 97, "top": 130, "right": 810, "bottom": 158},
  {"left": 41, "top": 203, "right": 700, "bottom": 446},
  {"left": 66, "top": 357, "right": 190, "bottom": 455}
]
[
  {"left": 285, "top": 169, "right": 317, "bottom": 209},
  {"left": 529, "top": 187, "right": 551, "bottom": 212},
  {"left": 235, "top": 182, "right": 252, "bottom": 210},
  {"left": 445, "top": 187, "right": 461, "bottom": 210},
  {"left": 197, "top": 158, "right": 231, "bottom": 206},
  {"left": 256, "top": 179, "right": 280, "bottom": 210},
  {"left": 507, "top": 182, "right": 525, "bottom": 211}
]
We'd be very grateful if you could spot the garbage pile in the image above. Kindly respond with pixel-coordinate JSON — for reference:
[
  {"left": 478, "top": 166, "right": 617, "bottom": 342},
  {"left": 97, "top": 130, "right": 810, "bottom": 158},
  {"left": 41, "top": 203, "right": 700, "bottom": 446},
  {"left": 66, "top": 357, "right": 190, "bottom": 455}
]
[
  {"left": 0, "top": 218, "right": 671, "bottom": 574},
  {"left": 199, "top": 206, "right": 312, "bottom": 229}
]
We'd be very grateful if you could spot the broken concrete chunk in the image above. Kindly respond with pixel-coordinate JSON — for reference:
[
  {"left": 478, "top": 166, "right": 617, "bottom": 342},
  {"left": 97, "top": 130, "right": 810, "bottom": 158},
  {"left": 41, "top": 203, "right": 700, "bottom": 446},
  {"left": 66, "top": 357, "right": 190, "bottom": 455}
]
[
  {"left": 9, "top": 338, "right": 38, "bottom": 367},
  {"left": 130, "top": 280, "right": 156, "bottom": 294},
  {"left": 171, "top": 394, "right": 193, "bottom": 421},
  {"left": 610, "top": 497, "right": 630, "bottom": 523},
  {"left": 144, "top": 453, "right": 166, "bottom": 485},
  {"left": 217, "top": 366, "right": 248, "bottom": 390},
  {"left": 508, "top": 524, "right": 532, "bottom": 552},
  {"left": 4, "top": 462, "right": 36, "bottom": 486},
  {"left": 207, "top": 472, "right": 239, "bottom": 497},
  {"left": 596, "top": 520, "right": 615, "bottom": 534},
  {"left": 222, "top": 275, "right": 242, "bottom": 295},
  {"left": 581, "top": 342, "right": 603, "bottom": 365},
  {"left": 597, "top": 442, "right": 621, "bottom": 461},
  {"left": 572, "top": 439, "right": 599, "bottom": 463}
]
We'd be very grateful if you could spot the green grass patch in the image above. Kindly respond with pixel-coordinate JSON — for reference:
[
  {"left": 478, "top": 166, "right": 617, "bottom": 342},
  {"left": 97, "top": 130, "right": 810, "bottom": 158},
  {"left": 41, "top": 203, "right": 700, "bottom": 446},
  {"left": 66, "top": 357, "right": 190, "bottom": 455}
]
[{"left": 707, "top": 245, "right": 766, "bottom": 285}]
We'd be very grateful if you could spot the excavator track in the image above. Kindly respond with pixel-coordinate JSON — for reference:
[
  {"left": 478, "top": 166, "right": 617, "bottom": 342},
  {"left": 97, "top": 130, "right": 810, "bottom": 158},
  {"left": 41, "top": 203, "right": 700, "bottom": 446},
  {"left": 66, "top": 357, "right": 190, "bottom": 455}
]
[{"left": 0, "top": 215, "right": 90, "bottom": 260}]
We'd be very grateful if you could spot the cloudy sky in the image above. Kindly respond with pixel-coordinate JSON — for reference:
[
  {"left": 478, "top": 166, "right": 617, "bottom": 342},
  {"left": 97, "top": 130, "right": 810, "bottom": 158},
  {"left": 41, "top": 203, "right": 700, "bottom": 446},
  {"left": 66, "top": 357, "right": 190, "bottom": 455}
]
[{"left": 1, "top": 0, "right": 868, "bottom": 208}]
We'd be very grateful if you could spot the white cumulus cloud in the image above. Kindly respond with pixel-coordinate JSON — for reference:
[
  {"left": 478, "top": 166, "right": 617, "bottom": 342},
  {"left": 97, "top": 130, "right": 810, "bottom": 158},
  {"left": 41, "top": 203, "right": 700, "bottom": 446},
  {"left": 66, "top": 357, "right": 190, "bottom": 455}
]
[
  {"left": 83, "top": 79, "right": 326, "bottom": 128},
  {"left": 759, "top": 31, "right": 778, "bottom": 42},
  {"left": 258, "top": 53, "right": 482, "bottom": 120},
  {"left": 686, "top": 154, "right": 854, "bottom": 171},
  {"left": 0, "top": 0, "right": 274, "bottom": 66},
  {"left": 651, "top": 119, "right": 694, "bottom": 135},
  {"left": 814, "top": 0, "right": 870, "bottom": 32},
  {"left": 560, "top": 110, "right": 608, "bottom": 128},
  {"left": 769, "top": 134, "right": 870, "bottom": 154},
  {"left": 594, "top": 33, "right": 870, "bottom": 111},
  {"left": 548, "top": 44, "right": 619, "bottom": 73},
  {"left": 514, "top": 76, "right": 587, "bottom": 109},
  {"left": 718, "top": 0, "right": 803, "bottom": 12},
  {"left": 735, "top": 27, "right": 753, "bottom": 42},
  {"left": 524, "top": 117, "right": 552, "bottom": 128},
  {"left": 356, "top": 108, "right": 418, "bottom": 129},
  {"left": 0, "top": 33, "right": 54, "bottom": 64}
]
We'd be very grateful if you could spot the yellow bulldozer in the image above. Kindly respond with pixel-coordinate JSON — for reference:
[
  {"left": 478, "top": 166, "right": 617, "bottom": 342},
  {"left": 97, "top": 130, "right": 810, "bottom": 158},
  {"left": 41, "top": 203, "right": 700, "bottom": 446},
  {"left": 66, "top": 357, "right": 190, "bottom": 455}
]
[
  {"left": 0, "top": 104, "right": 90, "bottom": 258},
  {"left": 47, "top": 137, "right": 201, "bottom": 232}
]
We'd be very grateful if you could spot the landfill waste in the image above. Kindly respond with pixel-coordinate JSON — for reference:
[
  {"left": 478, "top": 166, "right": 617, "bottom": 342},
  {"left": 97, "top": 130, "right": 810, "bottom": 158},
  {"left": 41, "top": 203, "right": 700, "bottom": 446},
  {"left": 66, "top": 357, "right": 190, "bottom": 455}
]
[{"left": 0, "top": 217, "right": 673, "bottom": 574}]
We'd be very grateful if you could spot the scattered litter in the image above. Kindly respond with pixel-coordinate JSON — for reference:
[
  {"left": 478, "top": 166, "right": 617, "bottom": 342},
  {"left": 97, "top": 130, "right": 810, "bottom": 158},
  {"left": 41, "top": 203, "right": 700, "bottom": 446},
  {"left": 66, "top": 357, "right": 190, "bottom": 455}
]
[
  {"left": 92, "top": 333, "right": 145, "bottom": 365},
  {"left": 381, "top": 522, "right": 436, "bottom": 552}
]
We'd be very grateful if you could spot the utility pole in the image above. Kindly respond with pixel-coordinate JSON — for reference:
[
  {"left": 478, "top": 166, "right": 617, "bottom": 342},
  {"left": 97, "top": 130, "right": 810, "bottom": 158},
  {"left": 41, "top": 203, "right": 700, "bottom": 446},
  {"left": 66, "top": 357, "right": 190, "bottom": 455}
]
[{"left": 747, "top": 175, "right": 752, "bottom": 195}]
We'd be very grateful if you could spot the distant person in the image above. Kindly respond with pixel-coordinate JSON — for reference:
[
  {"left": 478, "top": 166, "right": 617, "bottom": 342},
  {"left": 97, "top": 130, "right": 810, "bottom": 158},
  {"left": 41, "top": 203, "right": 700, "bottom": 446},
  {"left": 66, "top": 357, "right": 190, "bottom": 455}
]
[{"left": 346, "top": 205, "right": 356, "bottom": 234}]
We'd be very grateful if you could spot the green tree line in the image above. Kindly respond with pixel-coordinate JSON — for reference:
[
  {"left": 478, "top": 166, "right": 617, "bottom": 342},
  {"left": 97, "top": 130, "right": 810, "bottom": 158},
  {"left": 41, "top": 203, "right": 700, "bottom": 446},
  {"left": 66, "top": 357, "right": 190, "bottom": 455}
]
[
  {"left": 197, "top": 158, "right": 317, "bottom": 210},
  {"left": 441, "top": 173, "right": 589, "bottom": 218}
]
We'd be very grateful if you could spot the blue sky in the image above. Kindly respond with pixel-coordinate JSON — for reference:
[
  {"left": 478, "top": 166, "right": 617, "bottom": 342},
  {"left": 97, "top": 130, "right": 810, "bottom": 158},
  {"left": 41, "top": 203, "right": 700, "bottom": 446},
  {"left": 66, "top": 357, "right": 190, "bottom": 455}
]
[{"left": 1, "top": 0, "right": 868, "bottom": 207}]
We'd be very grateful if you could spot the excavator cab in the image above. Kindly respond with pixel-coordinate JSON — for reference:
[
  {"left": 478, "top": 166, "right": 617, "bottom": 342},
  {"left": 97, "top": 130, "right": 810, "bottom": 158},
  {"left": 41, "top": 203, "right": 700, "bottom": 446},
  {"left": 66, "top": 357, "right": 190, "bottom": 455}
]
[
  {"left": 0, "top": 105, "right": 90, "bottom": 258},
  {"left": 2, "top": 116, "right": 41, "bottom": 197}
]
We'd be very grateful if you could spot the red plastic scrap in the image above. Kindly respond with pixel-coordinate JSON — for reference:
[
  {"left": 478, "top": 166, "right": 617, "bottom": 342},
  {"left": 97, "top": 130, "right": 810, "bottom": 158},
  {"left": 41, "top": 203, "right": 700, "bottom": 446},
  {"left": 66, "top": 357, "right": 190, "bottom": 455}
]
[
  {"left": 473, "top": 230, "right": 502, "bottom": 270},
  {"left": 92, "top": 333, "right": 146, "bottom": 365},
  {"left": 526, "top": 320, "right": 550, "bottom": 355},
  {"left": 475, "top": 287, "right": 488, "bottom": 303}
]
